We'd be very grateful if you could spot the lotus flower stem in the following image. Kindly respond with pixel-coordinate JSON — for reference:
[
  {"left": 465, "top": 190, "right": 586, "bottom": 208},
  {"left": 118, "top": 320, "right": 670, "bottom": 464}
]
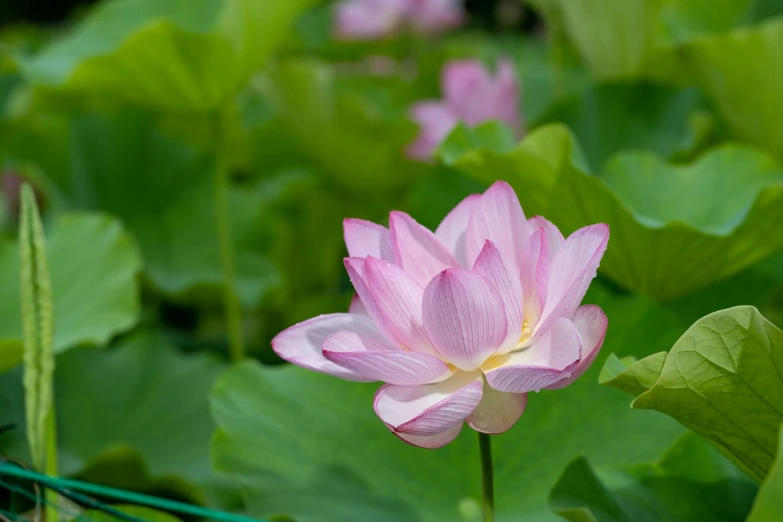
[
  {"left": 212, "top": 111, "right": 245, "bottom": 362},
  {"left": 479, "top": 432, "right": 494, "bottom": 522},
  {"left": 44, "top": 408, "right": 58, "bottom": 520}
]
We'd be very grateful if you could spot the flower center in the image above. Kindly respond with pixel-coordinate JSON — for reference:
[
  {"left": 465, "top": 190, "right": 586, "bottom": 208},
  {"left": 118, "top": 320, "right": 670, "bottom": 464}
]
[
  {"left": 474, "top": 320, "right": 534, "bottom": 372},
  {"left": 515, "top": 320, "right": 532, "bottom": 349},
  {"left": 483, "top": 354, "right": 502, "bottom": 370}
]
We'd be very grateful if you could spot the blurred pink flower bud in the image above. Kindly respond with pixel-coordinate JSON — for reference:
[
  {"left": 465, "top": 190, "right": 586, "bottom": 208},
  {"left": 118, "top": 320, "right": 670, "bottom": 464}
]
[
  {"left": 407, "top": 58, "right": 522, "bottom": 161},
  {"left": 410, "top": 0, "right": 464, "bottom": 34},
  {"left": 334, "top": 0, "right": 464, "bottom": 41},
  {"left": 334, "top": 0, "right": 409, "bottom": 41},
  {"left": 1, "top": 170, "right": 38, "bottom": 222}
]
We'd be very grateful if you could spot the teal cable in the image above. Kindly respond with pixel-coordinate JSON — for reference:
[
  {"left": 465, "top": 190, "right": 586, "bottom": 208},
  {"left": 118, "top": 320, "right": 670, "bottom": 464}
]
[
  {"left": 0, "top": 477, "right": 138, "bottom": 522},
  {"left": 1, "top": 475, "right": 132, "bottom": 522},
  {"left": 0, "top": 506, "right": 26, "bottom": 521},
  {"left": 0, "top": 463, "right": 264, "bottom": 522}
]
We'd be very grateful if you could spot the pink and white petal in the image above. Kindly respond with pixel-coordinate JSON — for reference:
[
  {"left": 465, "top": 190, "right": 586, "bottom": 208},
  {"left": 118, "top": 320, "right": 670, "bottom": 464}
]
[
  {"left": 345, "top": 257, "right": 400, "bottom": 346},
  {"left": 349, "top": 294, "right": 369, "bottom": 316},
  {"left": 389, "top": 211, "right": 458, "bottom": 286},
  {"left": 406, "top": 101, "right": 459, "bottom": 161},
  {"left": 272, "top": 313, "right": 384, "bottom": 381},
  {"left": 343, "top": 218, "right": 394, "bottom": 261},
  {"left": 323, "top": 331, "right": 454, "bottom": 385},
  {"left": 467, "top": 382, "right": 527, "bottom": 434},
  {"left": 544, "top": 305, "right": 608, "bottom": 390},
  {"left": 323, "top": 330, "right": 395, "bottom": 353},
  {"left": 364, "top": 257, "right": 439, "bottom": 356},
  {"left": 393, "top": 424, "right": 463, "bottom": 449},
  {"left": 465, "top": 181, "right": 532, "bottom": 269},
  {"left": 535, "top": 224, "right": 609, "bottom": 335},
  {"left": 435, "top": 193, "right": 480, "bottom": 268},
  {"left": 423, "top": 269, "right": 508, "bottom": 371},
  {"left": 472, "top": 240, "right": 523, "bottom": 351},
  {"left": 528, "top": 216, "right": 564, "bottom": 259},
  {"left": 374, "top": 371, "right": 483, "bottom": 436},
  {"left": 517, "top": 228, "right": 549, "bottom": 339},
  {"left": 483, "top": 317, "right": 581, "bottom": 393}
]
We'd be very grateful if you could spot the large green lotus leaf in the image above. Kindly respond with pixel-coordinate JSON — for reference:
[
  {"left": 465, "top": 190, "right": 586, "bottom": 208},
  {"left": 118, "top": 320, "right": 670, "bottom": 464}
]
[
  {"left": 210, "top": 282, "right": 686, "bottom": 522},
  {"left": 683, "top": 17, "right": 783, "bottom": 158},
  {"left": 549, "top": 433, "right": 757, "bottom": 522},
  {"left": 264, "top": 59, "right": 426, "bottom": 194},
  {"left": 526, "top": 0, "right": 658, "bottom": 80},
  {"left": 538, "top": 83, "right": 707, "bottom": 171},
  {"left": 58, "top": 112, "right": 278, "bottom": 307},
  {"left": 439, "top": 122, "right": 566, "bottom": 216},
  {"left": 442, "top": 123, "right": 783, "bottom": 301},
  {"left": 18, "top": 0, "right": 315, "bottom": 111},
  {"left": 747, "top": 423, "right": 783, "bottom": 521},
  {"left": 0, "top": 213, "right": 141, "bottom": 372},
  {"left": 0, "top": 333, "right": 232, "bottom": 507},
  {"left": 601, "top": 306, "right": 783, "bottom": 483},
  {"left": 655, "top": 0, "right": 754, "bottom": 42},
  {"left": 599, "top": 353, "right": 667, "bottom": 398},
  {"left": 529, "top": 0, "right": 750, "bottom": 81},
  {"left": 601, "top": 146, "right": 783, "bottom": 234}
]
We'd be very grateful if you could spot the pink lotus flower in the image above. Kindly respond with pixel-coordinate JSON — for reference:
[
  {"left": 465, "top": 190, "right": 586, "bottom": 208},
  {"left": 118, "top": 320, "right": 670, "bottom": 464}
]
[
  {"left": 273, "top": 181, "right": 608, "bottom": 448},
  {"left": 334, "top": 0, "right": 464, "bottom": 41},
  {"left": 407, "top": 58, "right": 522, "bottom": 161}
]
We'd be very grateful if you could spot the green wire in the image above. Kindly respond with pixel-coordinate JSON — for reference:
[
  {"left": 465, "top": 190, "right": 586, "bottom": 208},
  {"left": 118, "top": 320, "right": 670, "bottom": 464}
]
[
  {"left": 0, "top": 463, "right": 264, "bottom": 522},
  {"left": 0, "top": 506, "right": 26, "bottom": 521},
  {"left": 0, "top": 477, "right": 82, "bottom": 520},
  {"left": 1, "top": 472, "right": 150, "bottom": 522}
]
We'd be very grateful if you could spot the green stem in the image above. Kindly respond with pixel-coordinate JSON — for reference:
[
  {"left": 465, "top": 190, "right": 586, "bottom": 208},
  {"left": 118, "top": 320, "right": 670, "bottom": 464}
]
[
  {"left": 479, "top": 432, "right": 494, "bottom": 522},
  {"left": 545, "top": 12, "right": 567, "bottom": 100},
  {"left": 44, "top": 405, "right": 58, "bottom": 521},
  {"left": 212, "top": 111, "right": 245, "bottom": 362}
]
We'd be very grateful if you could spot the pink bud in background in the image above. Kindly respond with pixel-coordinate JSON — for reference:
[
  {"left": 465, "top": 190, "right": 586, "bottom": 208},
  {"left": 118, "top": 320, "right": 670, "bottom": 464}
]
[
  {"left": 334, "top": 0, "right": 464, "bottom": 41},
  {"left": 410, "top": 0, "right": 464, "bottom": 34},
  {"left": 407, "top": 58, "right": 522, "bottom": 161},
  {"left": 334, "top": 0, "right": 410, "bottom": 41},
  {"left": 364, "top": 55, "right": 400, "bottom": 76},
  {"left": 273, "top": 181, "right": 609, "bottom": 448},
  {"left": 1, "top": 170, "right": 38, "bottom": 222}
]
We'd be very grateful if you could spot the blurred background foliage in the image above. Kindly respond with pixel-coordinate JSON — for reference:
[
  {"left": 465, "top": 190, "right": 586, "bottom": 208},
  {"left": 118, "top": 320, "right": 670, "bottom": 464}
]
[{"left": 1, "top": 0, "right": 783, "bottom": 521}]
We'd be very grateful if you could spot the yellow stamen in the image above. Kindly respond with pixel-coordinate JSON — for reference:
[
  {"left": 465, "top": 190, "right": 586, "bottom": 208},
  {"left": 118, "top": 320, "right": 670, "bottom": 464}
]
[
  {"left": 518, "top": 320, "right": 530, "bottom": 343},
  {"left": 484, "top": 355, "right": 501, "bottom": 370}
]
